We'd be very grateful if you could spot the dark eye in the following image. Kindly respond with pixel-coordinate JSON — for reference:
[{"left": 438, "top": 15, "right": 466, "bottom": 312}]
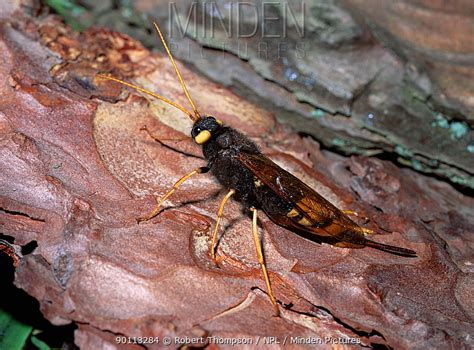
[{"left": 192, "top": 126, "right": 201, "bottom": 136}]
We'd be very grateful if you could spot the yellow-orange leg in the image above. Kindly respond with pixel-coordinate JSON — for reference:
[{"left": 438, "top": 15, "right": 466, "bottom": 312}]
[
  {"left": 250, "top": 208, "right": 280, "bottom": 316},
  {"left": 210, "top": 189, "right": 235, "bottom": 261},
  {"left": 139, "top": 166, "right": 209, "bottom": 222}
]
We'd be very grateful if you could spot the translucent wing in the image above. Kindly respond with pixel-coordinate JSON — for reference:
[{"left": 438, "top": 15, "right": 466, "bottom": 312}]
[{"left": 238, "top": 152, "right": 416, "bottom": 256}]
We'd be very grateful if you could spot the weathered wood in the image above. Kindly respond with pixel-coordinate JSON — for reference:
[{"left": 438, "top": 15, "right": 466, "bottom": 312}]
[{"left": 0, "top": 3, "right": 473, "bottom": 349}]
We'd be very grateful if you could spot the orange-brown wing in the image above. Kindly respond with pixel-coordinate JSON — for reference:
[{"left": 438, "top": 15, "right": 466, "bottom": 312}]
[
  {"left": 237, "top": 152, "right": 357, "bottom": 238},
  {"left": 238, "top": 153, "right": 417, "bottom": 257}
]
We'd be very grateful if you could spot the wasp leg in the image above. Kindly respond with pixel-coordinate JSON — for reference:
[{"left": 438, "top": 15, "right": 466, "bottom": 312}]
[
  {"left": 210, "top": 189, "right": 235, "bottom": 262},
  {"left": 342, "top": 210, "right": 369, "bottom": 223},
  {"left": 139, "top": 166, "right": 209, "bottom": 222},
  {"left": 250, "top": 208, "right": 280, "bottom": 317}
]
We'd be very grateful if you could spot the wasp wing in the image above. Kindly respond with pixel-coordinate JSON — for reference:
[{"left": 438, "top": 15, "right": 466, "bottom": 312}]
[
  {"left": 237, "top": 152, "right": 358, "bottom": 239},
  {"left": 238, "top": 152, "right": 417, "bottom": 256}
]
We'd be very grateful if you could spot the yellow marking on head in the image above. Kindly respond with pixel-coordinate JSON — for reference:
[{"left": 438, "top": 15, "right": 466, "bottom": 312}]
[
  {"left": 195, "top": 130, "right": 211, "bottom": 144},
  {"left": 298, "top": 216, "right": 313, "bottom": 227},
  {"left": 216, "top": 119, "right": 223, "bottom": 126},
  {"left": 287, "top": 208, "right": 299, "bottom": 218}
]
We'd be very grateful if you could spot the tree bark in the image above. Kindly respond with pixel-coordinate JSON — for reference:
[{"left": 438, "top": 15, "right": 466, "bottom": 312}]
[{"left": 0, "top": 2, "right": 473, "bottom": 349}]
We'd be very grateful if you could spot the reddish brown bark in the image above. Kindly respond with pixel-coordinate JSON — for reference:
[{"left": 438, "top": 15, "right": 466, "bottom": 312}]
[{"left": 0, "top": 4, "right": 472, "bottom": 350}]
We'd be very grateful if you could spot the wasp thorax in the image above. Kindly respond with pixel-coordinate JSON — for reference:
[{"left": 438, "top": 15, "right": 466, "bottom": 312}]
[{"left": 191, "top": 116, "right": 223, "bottom": 144}]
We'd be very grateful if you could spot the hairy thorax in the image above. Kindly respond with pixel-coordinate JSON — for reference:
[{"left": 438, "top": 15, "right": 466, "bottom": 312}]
[{"left": 203, "top": 127, "right": 261, "bottom": 208}]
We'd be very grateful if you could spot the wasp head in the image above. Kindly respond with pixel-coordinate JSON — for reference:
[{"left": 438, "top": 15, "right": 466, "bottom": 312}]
[{"left": 191, "top": 116, "right": 223, "bottom": 144}]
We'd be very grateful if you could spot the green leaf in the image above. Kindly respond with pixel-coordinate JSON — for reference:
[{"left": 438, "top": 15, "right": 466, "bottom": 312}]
[
  {"left": 44, "top": 0, "right": 87, "bottom": 31},
  {"left": 0, "top": 308, "right": 33, "bottom": 350},
  {"left": 31, "top": 334, "right": 52, "bottom": 350}
]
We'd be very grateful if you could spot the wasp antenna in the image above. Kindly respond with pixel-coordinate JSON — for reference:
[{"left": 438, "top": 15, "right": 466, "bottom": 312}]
[
  {"left": 153, "top": 21, "right": 201, "bottom": 120},
  {"left": 97, "top": 74, "right": 196, "bottom": 121}
]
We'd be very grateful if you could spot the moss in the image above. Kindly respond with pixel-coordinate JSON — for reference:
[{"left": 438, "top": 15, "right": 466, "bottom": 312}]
[
  {"left": 431, "top": 114, "right": 449, "bottom": 129},
  {"left": 449, "top": 121, "right": 468, "bottom": 140},
  {"left": 411, "top": 159, "right": 424, "bottom": 171},
  {"left": 331, "top": 138, "right": 348, "bottom": 147},
  {"left": 310, "top": 109, "right": 325, "bottom": 119},
  {"left": 395, "top": 145, "right": 413, "bottom": 158}
]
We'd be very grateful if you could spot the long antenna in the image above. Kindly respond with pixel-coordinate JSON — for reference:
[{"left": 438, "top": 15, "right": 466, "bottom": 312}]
[
  {"left": 153, "top": 22, "right": 201, "bottom": 120},
  {"left": 97, "top": 74, "right": 197, "bottom": 121}
]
